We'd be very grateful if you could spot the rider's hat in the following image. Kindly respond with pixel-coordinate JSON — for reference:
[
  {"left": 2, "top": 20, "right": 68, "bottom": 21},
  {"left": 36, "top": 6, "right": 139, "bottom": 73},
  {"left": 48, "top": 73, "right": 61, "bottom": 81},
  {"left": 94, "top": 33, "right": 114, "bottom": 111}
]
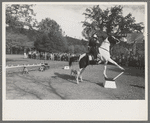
[{"left": 92, "top": 33, "right": 98, "bottom": 41}]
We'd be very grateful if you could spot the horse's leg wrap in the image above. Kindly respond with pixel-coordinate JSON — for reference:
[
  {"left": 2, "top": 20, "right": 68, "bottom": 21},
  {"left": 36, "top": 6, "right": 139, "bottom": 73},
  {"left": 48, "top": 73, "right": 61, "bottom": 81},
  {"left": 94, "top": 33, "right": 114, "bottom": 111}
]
[
  {"left": 79, "top": 68, "right": 85, "bottom": 82},
  {"left": 80, "top": 76, "right": 83, "bottom": 82},
  {"left": 76, "top": 68, "right": 85, "bottom": 84},
  {"left": 97, "top": 54, "right": 102, "bottom": 64},
  {"left": 103, "top": 64, "right": 108, "bottom": 78},
  {"left": 76, "top": 70, "right": 80, "bottom": 84}
]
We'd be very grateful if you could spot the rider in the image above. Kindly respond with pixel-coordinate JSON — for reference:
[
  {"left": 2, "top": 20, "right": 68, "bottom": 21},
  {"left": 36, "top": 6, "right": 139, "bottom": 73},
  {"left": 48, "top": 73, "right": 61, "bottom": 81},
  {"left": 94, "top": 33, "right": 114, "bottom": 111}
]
[{"left": 88, "top": 33, "right": 99, "bottom": 61}]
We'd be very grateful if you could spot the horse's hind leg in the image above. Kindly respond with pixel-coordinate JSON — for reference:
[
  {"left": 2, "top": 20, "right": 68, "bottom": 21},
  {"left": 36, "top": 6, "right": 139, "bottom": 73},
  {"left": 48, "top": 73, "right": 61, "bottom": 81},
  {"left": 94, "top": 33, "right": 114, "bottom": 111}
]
[
  {"left": 76, "top": 68, "right": 85, "bottom": 84},
  {"left": 103, "top": 63, "right": 108, "bottom": 79},
  {"left": 79, "top": 68, "right": 85, "bottom": 82},
  {"left": 76, "top": 69, "right": 80, "bottom": 84}
]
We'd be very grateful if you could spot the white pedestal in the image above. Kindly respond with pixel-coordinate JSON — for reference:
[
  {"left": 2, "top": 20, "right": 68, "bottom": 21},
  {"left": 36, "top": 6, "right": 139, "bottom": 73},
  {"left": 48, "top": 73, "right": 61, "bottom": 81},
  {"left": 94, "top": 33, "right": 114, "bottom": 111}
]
[
  {"left": 104, "top": 72, "right": 124, "bottom": 89},
  {"left": 104, "top": 80, "right": 117, "bottom": 89},
  {"left": 64, "top": 66, "right": 70, "bottom": 70}
]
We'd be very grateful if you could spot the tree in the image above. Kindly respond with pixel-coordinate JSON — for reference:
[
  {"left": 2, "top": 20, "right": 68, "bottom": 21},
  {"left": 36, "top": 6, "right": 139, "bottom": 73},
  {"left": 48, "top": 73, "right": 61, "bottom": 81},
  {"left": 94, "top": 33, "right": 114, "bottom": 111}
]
[
  {"left": 6, "top": 4, "right": 37, "bottom": 30},
  {"left": 68, "top": 45, "right": 75, "bottom": 53},
  {"left": 6, "top": 31, "right": 34, "bottom": 54},
  {"left": 6, "top": 4, "right": 38, "bottom": 54},
  {"left": 34, "top": 33, "right": 53, "bottom": 52},
  {"left": 82, "top": 5, "right": 144, "bottom": 43},
  {"left": 34, "top": 18, "right": 68, "bottom": 52}
]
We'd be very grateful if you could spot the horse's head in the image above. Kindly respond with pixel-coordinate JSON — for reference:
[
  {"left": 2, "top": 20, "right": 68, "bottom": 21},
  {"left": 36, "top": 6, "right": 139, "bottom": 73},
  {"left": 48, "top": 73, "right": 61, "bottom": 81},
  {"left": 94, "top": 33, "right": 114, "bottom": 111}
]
[
  {"left": 89, "top": 33, "right": 99, "bottom": 45},
  {"left": 107, "top": 36, "right": 120, "bottom": 45}
]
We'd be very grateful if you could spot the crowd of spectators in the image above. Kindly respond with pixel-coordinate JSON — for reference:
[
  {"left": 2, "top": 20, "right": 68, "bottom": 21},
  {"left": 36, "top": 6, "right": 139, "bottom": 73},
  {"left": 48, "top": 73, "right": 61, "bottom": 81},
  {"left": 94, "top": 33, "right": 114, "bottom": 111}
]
[
  {"left": 26, "top": 50, "right": 145, "bottom": 69},
  {"left": 111, "top": 53, "right": 145, "bottom": 69},
  {"left": 27, "top": 50, "right": 79, "bottom": 62}
]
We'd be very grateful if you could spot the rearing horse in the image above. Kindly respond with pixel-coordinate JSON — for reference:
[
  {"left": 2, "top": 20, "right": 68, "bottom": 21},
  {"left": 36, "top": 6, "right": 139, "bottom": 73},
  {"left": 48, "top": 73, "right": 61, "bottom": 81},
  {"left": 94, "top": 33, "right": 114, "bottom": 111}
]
[{"left": 69, "top": 35, "right": 125, "bottom": 84}]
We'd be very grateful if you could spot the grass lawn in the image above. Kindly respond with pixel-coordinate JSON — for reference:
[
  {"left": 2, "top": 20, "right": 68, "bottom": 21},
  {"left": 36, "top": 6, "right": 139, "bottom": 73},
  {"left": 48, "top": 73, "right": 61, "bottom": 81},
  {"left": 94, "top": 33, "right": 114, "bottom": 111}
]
[{"left": 5, "top": 54, "right": 145, "bottom": 100}]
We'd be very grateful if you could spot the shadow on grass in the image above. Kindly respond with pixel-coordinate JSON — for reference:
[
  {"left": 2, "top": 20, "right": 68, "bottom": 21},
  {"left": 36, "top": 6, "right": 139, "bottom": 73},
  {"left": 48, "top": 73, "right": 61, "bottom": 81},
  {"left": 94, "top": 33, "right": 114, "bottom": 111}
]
[
  {"left": 96, "top": 82, "right": 104, "bottom": 88},
  {"left": 53, "top": 72, "right": 102, "bottom": 85},
  {"left": 53, "top": 72, "right": 77, "bottom": 84},
  {"left": 130, "top": 84, "right": 145, "bottom": 89},
  {"left": 108, "top": 65, "right": 144, "bottom": 77},
  {"left": 10, "top": 73, "right": 66, "bottom": 99},
  {"left": 6, "top": 68, "right": 39, "bottom": 75},
  {"left": 6, "top": 58, "right": 28, "bottom": 62}
]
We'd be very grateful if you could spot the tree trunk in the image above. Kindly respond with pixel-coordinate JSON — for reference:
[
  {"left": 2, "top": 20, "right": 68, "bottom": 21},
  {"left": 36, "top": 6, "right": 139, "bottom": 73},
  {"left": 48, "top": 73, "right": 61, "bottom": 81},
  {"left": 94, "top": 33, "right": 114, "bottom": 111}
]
[
  {"left": 24, "top": 48, "right": 26, "bottom": 54},
  {"left": 10, "top": 47, "right": 12, "bottom": 54},
  {"left": 133, "top": 43, "right": 136, "bottom": 55}
]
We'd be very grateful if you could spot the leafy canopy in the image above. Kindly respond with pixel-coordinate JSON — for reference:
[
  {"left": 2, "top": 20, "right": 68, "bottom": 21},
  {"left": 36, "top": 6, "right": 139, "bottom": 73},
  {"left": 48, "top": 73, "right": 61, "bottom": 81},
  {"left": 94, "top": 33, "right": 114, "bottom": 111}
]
[
  {"left": 6, "top": 4, "right": 37, "bottom": 30},
  {"left": 82, "top": 5, "right": 144, "bottom": 42},
  {"left": 34, "top": 18, "right": 68, "bottom": 52}
]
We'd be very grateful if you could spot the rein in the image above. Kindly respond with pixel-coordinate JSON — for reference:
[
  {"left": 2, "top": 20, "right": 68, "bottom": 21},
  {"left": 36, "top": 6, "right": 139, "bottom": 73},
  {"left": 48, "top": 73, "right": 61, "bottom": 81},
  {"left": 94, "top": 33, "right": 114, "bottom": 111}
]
[
  {"left": 99, "top": 47, "right": 109, "bottom": 52},
  {"left": 103, "top": 40, "right": 110, "bottom": 44},
  {"left": 99, "top": 38, "right": 110, "bottom": 52}
]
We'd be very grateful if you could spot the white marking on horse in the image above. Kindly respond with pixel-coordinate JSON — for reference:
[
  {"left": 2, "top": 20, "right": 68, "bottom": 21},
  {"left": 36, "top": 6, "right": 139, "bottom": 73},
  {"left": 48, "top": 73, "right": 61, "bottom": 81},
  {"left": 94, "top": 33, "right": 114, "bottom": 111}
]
[
  {"left": 79, "top": 53, "right": 86, "bottom": 61},
  {"left": 69, "top": 36, "right": 125, "bottom": 84}
]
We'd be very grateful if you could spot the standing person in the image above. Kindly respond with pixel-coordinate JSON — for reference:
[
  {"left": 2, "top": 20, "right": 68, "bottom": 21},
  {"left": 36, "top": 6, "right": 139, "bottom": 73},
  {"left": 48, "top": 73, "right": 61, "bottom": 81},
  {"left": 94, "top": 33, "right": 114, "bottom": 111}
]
[
  {"left": 118, "top": 55, "right": 122, "bottom": 65},
  {"left": 28, "top": 50, "right": 31, "bottom": 59},
  {"left": 138, "top": 54, "right": 142, "bottom": 69},
  {"left": 44, "top": 52, "right": 47, "bottom": 60},
  {"left": 135, "top": 55, "right": 139, "bottom": 68},
  {"left": 130, "top": 55, "right": 134, "bottom": 67},
  {"left": 36, "top": 51, "right": 40, "bottom": 60},
  {"left": 121, "top": 54, "right": 125, "bottom": 66},
  {"left": 47, "top": 52, "right": 50, "bottom": 60},
  {"left": 24, "top": 48, "right": 27, "bottom": 58},
  {"left": 126, "top": 55, "right": 130, "bottom": 67},
  {"left": 133, "top": 55, "right": 136, "bottom": 67},
  {"left": 115, "top": 55, "right": 119, "bottom": 63}
]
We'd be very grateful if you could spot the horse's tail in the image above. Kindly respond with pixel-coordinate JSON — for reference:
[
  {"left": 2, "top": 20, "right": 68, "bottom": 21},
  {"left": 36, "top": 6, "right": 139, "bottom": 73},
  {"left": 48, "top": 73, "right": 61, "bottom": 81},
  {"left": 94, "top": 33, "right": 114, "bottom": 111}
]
[
  {"left": 69, "top": 57, "right": 73, "bottom": 67},
  {"left": 69, "top": 56, "right": 76, "bottom": 67},
  {"left": 69, "top": 54, "right": 88, "bottom": 68}
]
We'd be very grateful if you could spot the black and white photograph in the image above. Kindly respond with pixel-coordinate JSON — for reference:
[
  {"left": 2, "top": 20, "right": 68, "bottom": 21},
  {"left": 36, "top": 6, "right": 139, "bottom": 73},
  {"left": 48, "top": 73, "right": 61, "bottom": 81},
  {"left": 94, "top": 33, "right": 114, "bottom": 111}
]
[{"left": 2, "top": 2, "right": 148, "bottom": 121}]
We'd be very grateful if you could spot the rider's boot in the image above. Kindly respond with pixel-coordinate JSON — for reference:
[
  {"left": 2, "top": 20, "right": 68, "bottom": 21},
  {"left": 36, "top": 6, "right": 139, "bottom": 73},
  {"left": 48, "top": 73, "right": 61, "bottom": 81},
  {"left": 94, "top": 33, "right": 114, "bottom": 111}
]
[{"left": 92, "top": 59, "right": 98, "bottom": 65}]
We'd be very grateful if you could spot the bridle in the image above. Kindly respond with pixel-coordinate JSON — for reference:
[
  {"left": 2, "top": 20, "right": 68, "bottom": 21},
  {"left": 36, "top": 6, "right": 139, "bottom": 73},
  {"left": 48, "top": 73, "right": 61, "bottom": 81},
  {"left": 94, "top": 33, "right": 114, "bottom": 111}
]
[
  {"left": 103, "top": 38, "right": 110, "bottom": 44},
  {"left": 99, "top": 47, "right": 109, "bottom": 52},
  {"left": 99, "top": 37, "right": 110, "bottom": 52}
]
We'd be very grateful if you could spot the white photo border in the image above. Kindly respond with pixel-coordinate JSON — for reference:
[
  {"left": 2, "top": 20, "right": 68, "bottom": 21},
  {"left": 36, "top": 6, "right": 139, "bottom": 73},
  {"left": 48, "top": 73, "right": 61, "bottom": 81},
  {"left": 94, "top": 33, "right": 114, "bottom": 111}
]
[{"left": 2, "top": 1, "right": 148, "bottom": 121}]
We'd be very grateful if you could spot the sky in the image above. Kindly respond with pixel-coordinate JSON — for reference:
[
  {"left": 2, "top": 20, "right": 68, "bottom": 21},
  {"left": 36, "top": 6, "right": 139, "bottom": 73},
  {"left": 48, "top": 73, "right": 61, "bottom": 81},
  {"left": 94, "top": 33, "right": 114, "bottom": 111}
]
[{"left": 32, "top": 3, "right": 146, "bottom": 39}]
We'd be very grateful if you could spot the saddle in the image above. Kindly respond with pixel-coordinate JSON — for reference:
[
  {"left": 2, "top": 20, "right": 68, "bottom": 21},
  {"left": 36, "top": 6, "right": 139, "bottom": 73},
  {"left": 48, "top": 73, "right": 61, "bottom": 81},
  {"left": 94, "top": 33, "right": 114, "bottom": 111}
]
[
  {"left": 88, "top": 53, "right": 102, "bottom": 65},
  {"left": 88, "top": 54, "right": 98, "bottom": 65}
]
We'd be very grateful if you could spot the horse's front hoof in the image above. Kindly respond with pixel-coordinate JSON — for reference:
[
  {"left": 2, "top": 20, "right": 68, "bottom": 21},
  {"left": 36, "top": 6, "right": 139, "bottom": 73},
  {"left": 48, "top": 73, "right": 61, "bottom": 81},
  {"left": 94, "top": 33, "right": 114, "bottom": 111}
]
[
  {"left": 79, "top": 77, "right": 83, "bottom": 82},
  {"left": 104, "top": 77, "right": 108, "bottom": 80},
  {"left": 121, "top": 68, "right": 125, "bottom": 71},
  {"left": 76, "top": 77, "right": 79, "bottom": 84},
  {"left": 103, "top": 74, "right": 108, "bottom": 79}
]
